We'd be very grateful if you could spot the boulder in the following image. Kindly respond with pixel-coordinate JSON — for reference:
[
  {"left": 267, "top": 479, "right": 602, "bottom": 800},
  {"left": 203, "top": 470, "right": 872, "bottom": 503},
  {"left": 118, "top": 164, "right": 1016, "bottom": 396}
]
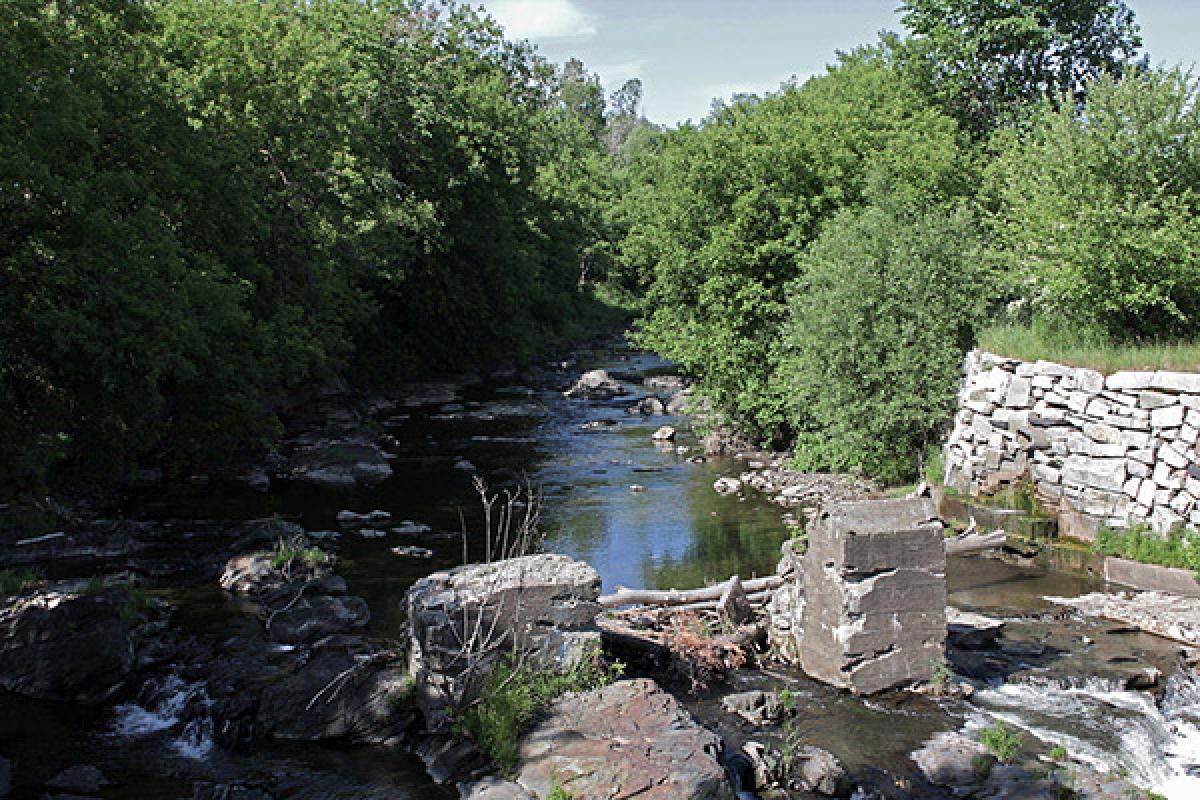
[
  {"left": 292, "top": 438, "right": 392, "bottom": 488},
  {"left": 0, "top": 590, "right": 135, "bottom": 705},
  {"left": 459, "top": 778, "right": 534, "bottom": 800},
  {"left": 713, "top": 477, "right": 743, "bottom": 495},
  {"left": 47, "top": 765, "right": 108, "bottom": 795},
  {"left": 721, "top": 690, "right": 786, "bottom": 725},
  {"left": 265, "top": 594, "right": 369, "bottom": 644},
  {"left": 652, "top": 425, "right": 676, "bottom": 442},
  {"left": 256, "top": 640, "right": 414, "bottom": 743},
  {"left": 799, "top": 498, "right": 946, "bottom": 694},
  {"left": 404, "top": 554, "right": 602, "bottom": 732},
  {"left": 628, "top": 396, "right": 666, "bottom": 416},
  {"left": 513, "top": 679, "right": 733, "bottom": 800},
  {"left": 563, "top": 369, "right": 626, "bottom": 400},
  {"left": 946, "top": 608, "right": 1006, "bottom": 650},
  {"left": 912, "top": 732, "right": 991, "bottom": 787}
]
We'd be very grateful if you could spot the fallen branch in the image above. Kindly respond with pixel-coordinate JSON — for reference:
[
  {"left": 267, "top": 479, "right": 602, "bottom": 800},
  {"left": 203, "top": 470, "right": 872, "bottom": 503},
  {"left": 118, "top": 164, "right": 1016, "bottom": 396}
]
[{"left": 599, "top": 575, "right": 782, "bottom": 608}]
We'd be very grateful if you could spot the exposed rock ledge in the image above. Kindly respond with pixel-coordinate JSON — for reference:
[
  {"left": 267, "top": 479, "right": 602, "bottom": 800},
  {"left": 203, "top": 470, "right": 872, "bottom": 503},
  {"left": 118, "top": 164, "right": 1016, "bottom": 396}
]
[
  {"left": 1047, "top": 590, "right": 1200, "bottom": 646},
  {"left": 460, "top": 679, "right": 733, "bottom": 800}
]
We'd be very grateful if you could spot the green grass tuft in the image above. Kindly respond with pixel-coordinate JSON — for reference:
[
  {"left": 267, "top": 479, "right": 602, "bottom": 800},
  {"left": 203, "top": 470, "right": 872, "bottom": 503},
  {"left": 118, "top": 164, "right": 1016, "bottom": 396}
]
[
  {"left": 454, "top": 649, "right": 623, "bottom": 771},
  {"left": 1094, "top": 524, "right": 1200, "bottom": 576}
]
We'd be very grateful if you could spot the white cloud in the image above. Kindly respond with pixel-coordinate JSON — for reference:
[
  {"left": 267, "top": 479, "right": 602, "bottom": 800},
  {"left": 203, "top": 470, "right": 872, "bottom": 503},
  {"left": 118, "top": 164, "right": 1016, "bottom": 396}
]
[{"left": 487, "top": 0, "right": 596, "bottom": 41}]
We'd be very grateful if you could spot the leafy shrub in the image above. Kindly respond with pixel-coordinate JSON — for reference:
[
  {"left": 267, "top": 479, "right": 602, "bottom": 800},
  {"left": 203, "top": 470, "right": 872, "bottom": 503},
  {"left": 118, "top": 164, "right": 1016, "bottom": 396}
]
[
  {"left": 978, "top": 720, "right": 1023, "bottom": 763},
  {"left": 779, "top": 192, "right": 984, "bottom": 483},
  {"left": 626, "top": 54, "right": 967, "bottom": 442},
  {"left": 454, "top": 649, "right": 622, "bottom": 771},
  {"left": 989, "top": 68, "right": 1200, "bottom": 342}
]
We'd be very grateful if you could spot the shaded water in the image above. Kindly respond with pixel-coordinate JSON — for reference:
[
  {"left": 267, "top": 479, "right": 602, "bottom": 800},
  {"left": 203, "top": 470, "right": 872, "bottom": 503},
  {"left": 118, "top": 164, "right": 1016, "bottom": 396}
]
[{"left": 1, "top": 339, "right": 1196, "bottom": 798}]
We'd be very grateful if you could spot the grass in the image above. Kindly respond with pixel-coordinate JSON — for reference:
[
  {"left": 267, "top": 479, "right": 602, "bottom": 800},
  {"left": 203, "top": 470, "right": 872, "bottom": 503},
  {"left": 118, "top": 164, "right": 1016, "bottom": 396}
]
[
  {"left": 0, "top": 568, "right": 39, "bottom": 597},
  {"left": 545, "top": 779, "right": 575, "bottom": 800},
  {"left": 269, "top": 539, "right": 328, "bottom": 570},
  {"left": 1094, "top": 523, "right": 1200, "bottom": 576},
  {"left": 453, "top": 649, "right": 623, "bottom": 771},
  {"left": 978, "top": 720, "right": 1023, "bottom": 763},
  {"left": 979, "top": 323, "right": 1200, "bottom": 375}
]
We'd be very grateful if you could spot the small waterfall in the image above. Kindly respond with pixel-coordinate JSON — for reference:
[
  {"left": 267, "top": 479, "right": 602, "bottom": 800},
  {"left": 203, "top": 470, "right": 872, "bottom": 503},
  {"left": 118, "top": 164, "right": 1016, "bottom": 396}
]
[
  {"left": 110, "top": 673, "right": 214, "bottom": 760},
  {"left": 970, "top": 669, "right": 1200, "bottom": 799}
]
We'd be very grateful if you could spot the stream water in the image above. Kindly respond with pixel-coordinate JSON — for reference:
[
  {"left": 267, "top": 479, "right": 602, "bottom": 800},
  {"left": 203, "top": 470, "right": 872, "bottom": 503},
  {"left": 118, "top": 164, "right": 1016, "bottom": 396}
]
[{"left": 2, "top": 338, "right": 1198, "bottom": 799}]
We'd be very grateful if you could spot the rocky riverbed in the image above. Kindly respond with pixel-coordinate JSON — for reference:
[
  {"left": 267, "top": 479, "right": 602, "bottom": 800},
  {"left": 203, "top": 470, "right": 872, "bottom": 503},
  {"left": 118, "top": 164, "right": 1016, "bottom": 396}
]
[{"left": 2, "top": 335, "right": 1200, "bottom": 800}]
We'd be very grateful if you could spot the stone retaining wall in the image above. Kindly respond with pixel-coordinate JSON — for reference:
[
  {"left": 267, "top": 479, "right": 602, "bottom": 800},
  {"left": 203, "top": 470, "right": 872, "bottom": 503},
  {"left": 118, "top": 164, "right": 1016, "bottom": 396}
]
[{"left": 944, "top": 350, "right": 1200, "bottom": 537}]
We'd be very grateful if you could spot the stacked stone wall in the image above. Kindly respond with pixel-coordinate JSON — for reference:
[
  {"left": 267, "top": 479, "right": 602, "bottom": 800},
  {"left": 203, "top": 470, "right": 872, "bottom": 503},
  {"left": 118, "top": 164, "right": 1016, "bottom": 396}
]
[{"left": 944, "top": 350, "right": 1200, "bottom": 535}]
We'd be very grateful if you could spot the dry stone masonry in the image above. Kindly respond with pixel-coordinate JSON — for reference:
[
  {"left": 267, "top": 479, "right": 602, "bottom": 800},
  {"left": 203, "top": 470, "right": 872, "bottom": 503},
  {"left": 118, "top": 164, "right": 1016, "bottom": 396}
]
[
  {"left": 799, "top": 498, "right": 946, "bottom": 694},
  {"left": 945, "top": 350, "right": 1200, "bottom": 535}
]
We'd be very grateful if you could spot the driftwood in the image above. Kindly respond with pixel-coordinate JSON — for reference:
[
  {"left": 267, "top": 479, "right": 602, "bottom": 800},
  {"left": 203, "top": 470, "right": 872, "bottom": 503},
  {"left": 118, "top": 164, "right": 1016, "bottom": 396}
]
[
  {"left": 598, "top": 617, "right": 766, "bottom": 667},
  {"left": 599, "top": 575, "right": 783, "bottom": 609},
  {"left": 944, "top": 530, "right": 1007, "bottom": 555}
]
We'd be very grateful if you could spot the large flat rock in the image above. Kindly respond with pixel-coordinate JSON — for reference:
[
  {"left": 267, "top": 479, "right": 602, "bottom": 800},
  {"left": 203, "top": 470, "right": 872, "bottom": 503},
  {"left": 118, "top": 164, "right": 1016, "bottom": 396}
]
[{"left": 514, "top": 678, "right": 734, "bottom": 800}]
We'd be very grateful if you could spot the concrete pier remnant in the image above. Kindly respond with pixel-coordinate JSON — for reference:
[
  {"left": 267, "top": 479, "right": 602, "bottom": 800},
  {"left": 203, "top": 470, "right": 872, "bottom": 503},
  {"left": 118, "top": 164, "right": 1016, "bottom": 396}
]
[{"left": 799, "top": 497, "right": 946, "bottom": 694}]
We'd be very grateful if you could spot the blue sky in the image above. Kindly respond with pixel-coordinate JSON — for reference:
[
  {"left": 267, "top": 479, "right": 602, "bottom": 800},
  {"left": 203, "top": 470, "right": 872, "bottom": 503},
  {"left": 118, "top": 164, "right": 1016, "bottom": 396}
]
[{"left": 478, "top": 0, "right": 1200, "bottom": 125}]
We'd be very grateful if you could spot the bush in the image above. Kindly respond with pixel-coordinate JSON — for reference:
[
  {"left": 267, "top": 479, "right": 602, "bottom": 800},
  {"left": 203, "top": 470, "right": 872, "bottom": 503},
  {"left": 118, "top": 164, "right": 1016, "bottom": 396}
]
[
  {"left": 453, "top": 650, "right": 621, "bottom": 771},
  {"left": 989, "top": 68, "right": 1200, "bottom": 341},
  {"left": 978, "top": 720, "right": 1023, "bottom": 763},
  {"left": 779, "top": 192, "right": 984, "bottom": 483}
]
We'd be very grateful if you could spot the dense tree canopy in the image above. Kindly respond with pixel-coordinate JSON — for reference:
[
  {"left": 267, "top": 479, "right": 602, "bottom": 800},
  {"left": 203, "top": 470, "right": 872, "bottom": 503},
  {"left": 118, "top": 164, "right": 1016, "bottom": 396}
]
[
  {"left": 0, "top": 0, "right": 1174, "bottom": 492},
  {"left": 900, "top": 0, "right": 1142, "bottom": 135},
  {"left": 0, "top": 0, "right": 619, "bottom": 491}
]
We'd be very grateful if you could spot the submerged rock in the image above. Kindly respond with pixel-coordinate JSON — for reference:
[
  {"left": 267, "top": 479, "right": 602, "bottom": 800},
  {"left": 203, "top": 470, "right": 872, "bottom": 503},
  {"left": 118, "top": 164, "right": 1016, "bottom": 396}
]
[
  {"left": 513, "top": 679, "right": 734, "bottom": 800},
  {"left": 714, "top": 476, "right": 743, "bottom": 495},
  {"left": 291, "top": 438, "right": 393, "bottom": 489}
]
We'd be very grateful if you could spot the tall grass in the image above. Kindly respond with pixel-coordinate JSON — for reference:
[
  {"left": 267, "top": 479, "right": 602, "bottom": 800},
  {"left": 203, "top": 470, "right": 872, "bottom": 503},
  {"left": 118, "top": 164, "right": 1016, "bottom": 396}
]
[{"left": 978, "top": 323, "right": 1200, "bottom": 375}]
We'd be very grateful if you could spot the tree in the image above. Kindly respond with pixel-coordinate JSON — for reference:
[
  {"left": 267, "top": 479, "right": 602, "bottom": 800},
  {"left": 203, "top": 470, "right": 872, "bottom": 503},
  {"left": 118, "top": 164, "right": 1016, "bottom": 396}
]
[
  {"left": 605, "top": 78, "right": 644, "bottom": 158},
  {"left": 988, "top": 68, "right": 1200, "bottom": 340},
  {"left": 780, "top": 191, "right": 984, "bottom": 482},
  {"left": 560, "top": 58, "right": 606, "bottom": 140},
  {"left": 900, "top": 0, "right": 1142, "bottom": 135},
  {"left": 623, "top": 56, "right": 968, "bottom": 440}
]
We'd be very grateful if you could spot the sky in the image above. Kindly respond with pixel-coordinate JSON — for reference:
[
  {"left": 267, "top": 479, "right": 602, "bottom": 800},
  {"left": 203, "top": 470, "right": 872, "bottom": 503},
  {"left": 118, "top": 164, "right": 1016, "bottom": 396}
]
[{"left": 478, "top": 0, "right": 1200, "bottom": 126}]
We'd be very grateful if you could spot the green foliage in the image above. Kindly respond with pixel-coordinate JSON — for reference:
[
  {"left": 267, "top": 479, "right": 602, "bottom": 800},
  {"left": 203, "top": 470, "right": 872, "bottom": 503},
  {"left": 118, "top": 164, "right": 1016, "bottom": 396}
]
[
  {"left": 1094, "top": 524, "right": 1200, "bottom": 574},
  {"left": 988, "top": 69, "right": 1200, "bottom": 341},
  {"left": 780, "top": 194, "right": 984, "bottom": 482},
  {"left": 899, "top": 0, "right": 1142, "bottom": 136},
  {"left": 930, "top": 654, "right": 952, "bottom": 689},
  {"left": 544, "top": 779, "right": 574, "bottom": 800},
  {"left": 0, "top": 0, "right": 620, "bottom": 494},
  {"left": 624, "top": 56, "right": 968, "bottom": 442},
  {"left": 924, "top": 446, "right": 946, "bottom": 486},
  {"left": 1049, "top": 745, "right": 1069, "bottom": 762},
  {"left": 978, "top": 720, "right": 1023, "bottom": 763},
  {"left": 270, "top": 539, "right": 328, "bottom": 570},
  {"left": 0, "top": 568, "right": 39, "bottom": 597},
  {"left": 455, "top": 650, "right": 621, "bottom": 771}
]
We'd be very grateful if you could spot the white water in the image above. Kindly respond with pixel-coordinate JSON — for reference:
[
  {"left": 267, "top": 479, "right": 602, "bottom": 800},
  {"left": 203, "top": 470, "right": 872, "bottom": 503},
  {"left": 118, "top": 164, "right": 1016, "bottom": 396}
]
[
  {"left": 110, "top": 674, "right": 214, "bottom": 760},
  {"left": 970, "top": 670, "right": 1200, "bottom": 799}
]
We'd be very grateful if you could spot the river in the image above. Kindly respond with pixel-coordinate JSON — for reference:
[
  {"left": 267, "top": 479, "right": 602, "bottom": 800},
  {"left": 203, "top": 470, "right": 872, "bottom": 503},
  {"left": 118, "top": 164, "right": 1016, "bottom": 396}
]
[{"left": 2, "top": 337, "right": 1198, "bottom": 799}]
